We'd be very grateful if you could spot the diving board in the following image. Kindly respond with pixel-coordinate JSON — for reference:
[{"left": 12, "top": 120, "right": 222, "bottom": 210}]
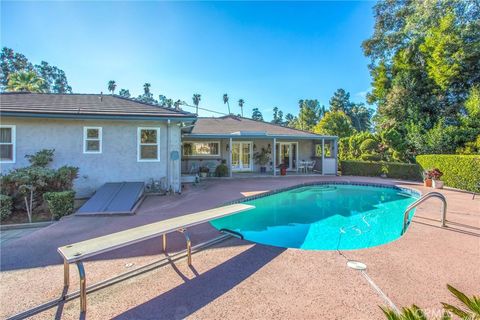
[{"left": 58, "top": 203, "right": 255, "bottom": 313}]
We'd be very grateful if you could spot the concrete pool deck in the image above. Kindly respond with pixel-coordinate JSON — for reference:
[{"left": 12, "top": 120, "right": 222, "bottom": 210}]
[{"left": 0, "top": 176, "right": 479, "bottom": 319}]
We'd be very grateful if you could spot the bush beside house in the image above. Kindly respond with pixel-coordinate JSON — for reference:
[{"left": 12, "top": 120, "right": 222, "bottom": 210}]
[
  {"left": 0, "top": 194, "right": 13, "bottom": 220},
  {"left": 416, "top": 155, "right": 480, "bottom": 192},
  {"left": 43, "top": 190, "right": 75, "bottom": 220},
  {"left": 0, "top": 149, "right": 78, "bottom": 222},
  {"left": 340, "top": 160, "right": 422, "bottom": 181}
]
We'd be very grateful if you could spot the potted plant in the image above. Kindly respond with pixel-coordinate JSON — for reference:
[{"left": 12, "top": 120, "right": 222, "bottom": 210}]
[
  {"left": 431, "top": 168, "right": 444, "bottom": 189},
  {"left": 253, "top": 147, "right": 270, "bottom": 173},
  {"left": 199, "top": 166, "right": 209, "bottom": 178},
  {"left": 380, "top": 163, "right": 388, "bottom": 178},
  {"left": 423, "top": 170, "right": 433, "bottom": 187}
]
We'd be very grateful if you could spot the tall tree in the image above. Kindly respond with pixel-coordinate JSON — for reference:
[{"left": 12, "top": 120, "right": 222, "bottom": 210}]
[
  {"left": 107, "top": 80, "right": 116, "bottom": 94},
  {"left": 165, "top": 98, "right": 173, "bottom": 108},
  {"left": 158, "top": 95, "right": 167, "bottom": 107},
  {"left": 251, "top": 108, "right": 264, "bottom": 121},
  {"left": 137, "top": 83, "right": 157, "bottom": 104},
  {"left": 223, "top": 94, "right": 230, "bottom": 114},
  {"left": 192, "top": 93, "right": 201, "bottom": 115},
  {"left": 329, "top": 89, "right": 372, "bottom": 132},
  {"left": 6, "top": 70, "right": 45, "bottom": 93},
  {"left": 349, "top": 103, "right": 372, "bottom": 132},
  {"left": 35, "top": 61, "right": 71, "bottom": 93},
  {"left": 329, "top": 89, "right": 352, "bottom": 113},
  {"left": 313, "top": 111, "right": 355, "bottom": 138},
  {"left": 1, "top": 47, "right": 72, "bottom": 93},
  {"left": 174, "top": 99, "right": 182, "bottom": 110},
  {"left": 1, "top": 47, "right": 32, "bottom": 88},
  {"left": 362, "top": 0, "right": 480, "bottom": 145},
  {"left": 296, "top": 99, "right": 321, "bottom": 131},
  {"left": 271, "top": 107, "right": 284, "bottom": 125},
  {"left": 118, "top": 89, "right": 130, "bottom": 98},
  {"left": 238, "top": 99, "right": 245, "bottom": 117},
  {"left": 285, "top": 113, "right": 297, "bottom": 128}
]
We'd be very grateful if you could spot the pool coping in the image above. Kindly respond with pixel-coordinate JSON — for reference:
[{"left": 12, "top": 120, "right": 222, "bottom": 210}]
[{"left": 220, "top": 180, "right": 422, "bottom": 206}]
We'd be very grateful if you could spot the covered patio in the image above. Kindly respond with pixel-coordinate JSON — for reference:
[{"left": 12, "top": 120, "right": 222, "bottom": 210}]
[{"left": 181, "top": 115, "right": 338, "bottom": 177}]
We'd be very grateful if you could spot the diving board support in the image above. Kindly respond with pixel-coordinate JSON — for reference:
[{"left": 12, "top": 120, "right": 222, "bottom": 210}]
[
  {"left": 77, "top": 262, "right": 86, "bottom": 313},
  {"left": 63, "top": 259, "right": 70, "bottom": 288}
]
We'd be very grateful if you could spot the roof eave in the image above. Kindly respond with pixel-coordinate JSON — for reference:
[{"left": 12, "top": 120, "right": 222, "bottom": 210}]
[
  {"left": 182, "top": 133, "right": 338, "bottom": 140},
  {"left": 0, "top": 111, "right": 197, "bottom": 122}
]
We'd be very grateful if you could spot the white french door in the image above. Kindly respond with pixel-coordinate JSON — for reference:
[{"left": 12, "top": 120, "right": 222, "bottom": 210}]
[
  {"left": 231, "top": 142, "right": 252, "bottom": 171},
  {"left": 276, "top": 142, "right": 298, "bottom": 170}
]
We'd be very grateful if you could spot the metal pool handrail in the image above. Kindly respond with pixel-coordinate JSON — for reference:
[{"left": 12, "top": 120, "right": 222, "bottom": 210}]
[{"left": 402, "top": 192, "right": 447, "bottom": 235}]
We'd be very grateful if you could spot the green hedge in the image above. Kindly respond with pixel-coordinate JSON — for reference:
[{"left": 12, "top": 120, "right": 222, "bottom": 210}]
[
  {"left": 43, "top": 190, "right": 75, "bottom": 220},
  {"left": 0, "top": 194, "right": 13, "bottom": 220},
  {"left": 416, "top": 155, "right": 480, "bottom": 192},
  {"left": 340, "top": 160, "right": 423, "bottom": 181}
]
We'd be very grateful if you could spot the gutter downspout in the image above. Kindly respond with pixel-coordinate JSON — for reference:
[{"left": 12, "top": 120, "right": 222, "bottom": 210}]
[{"left": 166, "top": 119, "right": 171, "bottom": 192}]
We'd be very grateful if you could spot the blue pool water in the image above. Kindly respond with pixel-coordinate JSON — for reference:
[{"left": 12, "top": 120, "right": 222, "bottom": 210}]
[{"left": 211, "top": 184, "right": 420, "bottom": 250}]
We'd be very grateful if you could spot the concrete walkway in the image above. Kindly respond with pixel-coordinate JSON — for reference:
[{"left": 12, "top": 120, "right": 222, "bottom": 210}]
[
  {"left": 0, "top": 226, "right": 46, "bottom": 246},
  {"left": 0, "top": 176, "right": 479, "bottom": 319}
]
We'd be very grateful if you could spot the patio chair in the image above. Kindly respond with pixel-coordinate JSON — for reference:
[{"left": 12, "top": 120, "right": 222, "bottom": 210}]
[
  {"left": 205, "top": 161, "right": 218, "bottom": 177},
  {"left": 189, "top": 163, "right": 199, "bottom": 174},
  {"left": 297, "top": 160, "right": 306, "bottom": 173},
  {"left": 307, "top": 160, "right": 316, "bottom": 173}
]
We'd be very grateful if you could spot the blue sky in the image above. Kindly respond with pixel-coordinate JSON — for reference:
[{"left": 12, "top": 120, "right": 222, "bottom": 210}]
[{"left": 1, "top": 1, "right": 375, "bottom": 120}]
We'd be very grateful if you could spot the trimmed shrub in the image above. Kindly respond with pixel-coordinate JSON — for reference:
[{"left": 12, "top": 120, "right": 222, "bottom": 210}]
[
  {"left": 416, "top": 155, "right": 480, "bottom": 192},
  {"left": 340, "top": 160, "right": 422, "bottom": 181},
  {"left": 0, "top": 194, "right": 13, "bottom": 220},
  {"left": 360, "top": 138, "right": 379, "bottom": 154},
  {"left": 43, "top": 190, "right": 75, "bottom": 220}
]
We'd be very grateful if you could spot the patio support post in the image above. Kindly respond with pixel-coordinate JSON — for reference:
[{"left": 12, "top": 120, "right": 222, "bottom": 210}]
[
  {"left": 273, "top": 138, "right": 276, "bottom": 176},
  {"left": 334, "top": 139, "right": 338, "bottom": 176},
  {"left": 321, "top": 138, "right": 325, "bottom": 176},
  {"left": 229, "top": 138, "right": 233, "bottom": 177}
]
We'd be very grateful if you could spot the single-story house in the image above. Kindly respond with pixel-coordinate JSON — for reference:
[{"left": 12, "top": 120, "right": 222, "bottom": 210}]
[
  {"left": 181, "top": 115, "right": 338, "bottom": 176},
  {"left": 0, "top": 93, "right": 338, "bottom": 198},
  {"left": 0, "top": 93, "right": 196, "bottom": 196}
]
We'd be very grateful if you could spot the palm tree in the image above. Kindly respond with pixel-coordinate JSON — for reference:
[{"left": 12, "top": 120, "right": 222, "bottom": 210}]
[
  {"left": 143, "top": 83, "right": 151, "bottom": 95},
  {"left": 174, "top": 99, "right": 182, "bottom": 110},
  {"left": 192, "top": 93, "right": 201, "bottom": 115},
  {"left": 166, "top": 99, "right": 173, "bottom": 108},
  {"left": 223, "top": 93, "right": 230, "bottom": 114},
  {"left": 107, "top": 80, "right": 116, "bottom": 94},
  {"left": 6, "top": 71, "right": 45, "bottom": 93},
  {"left": 238, "top": 99, "right": 245, "bottom": 117}
]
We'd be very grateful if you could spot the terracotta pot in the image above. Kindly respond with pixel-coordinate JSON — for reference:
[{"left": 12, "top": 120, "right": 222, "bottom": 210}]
[
  {"left": 424, "top": 178, "right": 432, "bottom": 187},
  {"left": 433, "top": 180, "right": 444, "bottom": 189}
]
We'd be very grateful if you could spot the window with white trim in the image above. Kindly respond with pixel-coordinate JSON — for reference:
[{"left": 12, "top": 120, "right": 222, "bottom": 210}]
[
  {"left": 0, "top": 125, "right": 15, "bottom": 163},
  {"left": 83, "top": 127, "right": 102, "bottom": 153},
  {"left": 183, "top": 141, "right": 220, "bottom": 156},
  {"left": 138, "top": 127, "right": 160, "bottom": 161}
]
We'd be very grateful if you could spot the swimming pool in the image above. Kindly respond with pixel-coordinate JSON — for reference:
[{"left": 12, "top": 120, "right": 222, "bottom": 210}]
[{"left": 211, "top": 183, "right": 420, "bottom": 250}]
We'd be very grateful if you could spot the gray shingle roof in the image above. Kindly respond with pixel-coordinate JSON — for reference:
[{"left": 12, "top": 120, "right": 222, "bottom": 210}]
[
  {"left": 189, "top": 115, "right": 328, "bottom": 138},
  {"left": 0, "top": 93, "right": 195, "bottom": 119}
]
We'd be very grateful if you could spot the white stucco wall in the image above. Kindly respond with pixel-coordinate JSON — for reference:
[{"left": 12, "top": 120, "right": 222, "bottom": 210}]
[{"left": 1, "top": 117, "right": 182, "bottom": 197}]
